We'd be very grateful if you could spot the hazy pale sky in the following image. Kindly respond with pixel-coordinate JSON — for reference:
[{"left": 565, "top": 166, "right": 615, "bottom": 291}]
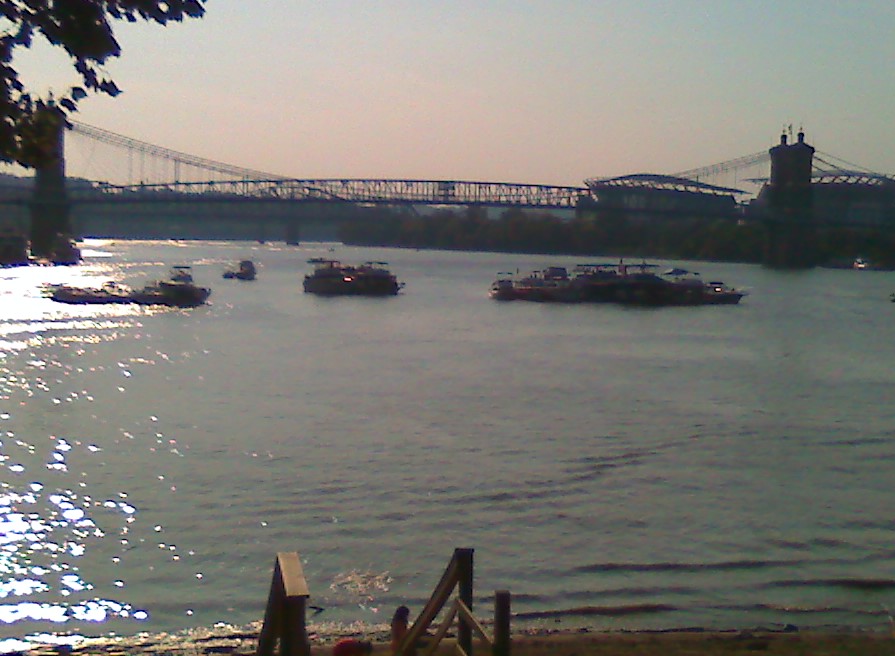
[{"left": 12, "top": 1, "right": 895, "bottom": 186}]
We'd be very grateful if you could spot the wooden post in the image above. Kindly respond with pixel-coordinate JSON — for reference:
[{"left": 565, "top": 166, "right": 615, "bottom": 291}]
[
  {"left": 492, "top": 591, "right": 511, "bottom": 656},
  {"left": 257, "top": 553, "right": 310, "bottom": 656},
  {"left": 456, "top": 548, "right": 474, "bottom": 656}
]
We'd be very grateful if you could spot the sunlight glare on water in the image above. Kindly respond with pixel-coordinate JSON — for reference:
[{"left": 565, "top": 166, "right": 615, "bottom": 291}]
[{"left": 0, "top": 240, "right": 894, "bottom": 648}]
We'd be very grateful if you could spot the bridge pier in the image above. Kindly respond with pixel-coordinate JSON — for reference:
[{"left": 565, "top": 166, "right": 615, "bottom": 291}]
[
  {"left": 284, "top": 220, "right": 300, "bottom": 245},
  {"left": 29, "top": 107, "right": 74, "bottom": 258},
  {"left": 760, "top": 130, "right": 817, "bottom": 268}
]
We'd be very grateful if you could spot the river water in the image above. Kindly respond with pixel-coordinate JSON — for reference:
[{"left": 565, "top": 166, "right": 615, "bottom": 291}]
[{"left": 1, "top": 239, "right": 894, "bottom": 648}]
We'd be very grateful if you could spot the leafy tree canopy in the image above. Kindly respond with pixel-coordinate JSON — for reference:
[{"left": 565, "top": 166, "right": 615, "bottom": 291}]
[{"left": 0, "top": 0, "right": 206, "bottom": 167}]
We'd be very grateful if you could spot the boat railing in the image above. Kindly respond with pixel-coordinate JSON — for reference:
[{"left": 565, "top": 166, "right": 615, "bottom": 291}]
[{"left": 307, "top": 257, "right": 342, "bottom": 267}]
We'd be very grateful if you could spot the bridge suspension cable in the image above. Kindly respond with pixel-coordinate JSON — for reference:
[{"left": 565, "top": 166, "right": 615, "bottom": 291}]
[
  {"left": 671, "top": 150, "right": 771, "bottom": 181},
  {"left": 812, "top": 151, "right": 893, "bottom": 179},
  {"left": 68, "top": 121, "right": 288, "bottom": 182}
]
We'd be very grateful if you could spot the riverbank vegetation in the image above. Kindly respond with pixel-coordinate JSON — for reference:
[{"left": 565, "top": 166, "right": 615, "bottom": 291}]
[{"left": 338, "top": 206, "right": 895, "bottom": 267}]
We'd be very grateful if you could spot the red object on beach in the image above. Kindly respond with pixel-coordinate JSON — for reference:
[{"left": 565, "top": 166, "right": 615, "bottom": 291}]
[{"left": 332, "top": 638, "right": 373, "bottom": 656}]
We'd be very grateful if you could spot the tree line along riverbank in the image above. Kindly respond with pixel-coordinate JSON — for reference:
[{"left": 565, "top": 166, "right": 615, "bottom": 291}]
[{"left": 337, "top": 206, "right": 895, "bottom": 268}]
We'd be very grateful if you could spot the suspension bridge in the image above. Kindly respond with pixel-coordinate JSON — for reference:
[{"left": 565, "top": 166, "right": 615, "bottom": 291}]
[
  {"left": 65, "top": 119, "right": 764, "bottom": 207},
  {"left": 0, "top": 120, "right": 887, "bottom": 211},
  {"left": 59, "top": 121, "right": 894, "bottom": 209},
  {"left": 4, "top": 118, "right": 895, "bottom": 266}
]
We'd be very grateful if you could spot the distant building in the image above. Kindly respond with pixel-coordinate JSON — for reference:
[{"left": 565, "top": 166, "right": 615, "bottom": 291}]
[
  {"left": 582, "top": 174, "right": 742, "bottom": 223},
  {"left": 811, "top": 172, "right": 895, "bottom": 227}
]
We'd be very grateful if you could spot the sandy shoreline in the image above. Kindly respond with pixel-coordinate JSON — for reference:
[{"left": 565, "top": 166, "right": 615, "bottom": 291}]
[{"left": 11, "top": 625, "right": 894, "bottom": 656}]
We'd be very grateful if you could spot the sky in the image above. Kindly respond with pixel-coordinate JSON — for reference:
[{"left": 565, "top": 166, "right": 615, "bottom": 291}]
[{"left": 10, "top": 0, "right": 895, "bottom": 187}]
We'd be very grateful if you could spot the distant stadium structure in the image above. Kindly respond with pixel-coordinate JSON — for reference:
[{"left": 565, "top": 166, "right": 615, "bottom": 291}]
[{"left": 581, "top": 173, "right": 745, "bottom": 220}]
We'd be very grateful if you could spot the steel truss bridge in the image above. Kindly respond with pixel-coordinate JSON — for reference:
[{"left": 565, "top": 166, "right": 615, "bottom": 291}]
[{"left": 83, "top": 178, "right": 588, "bottom": 209}]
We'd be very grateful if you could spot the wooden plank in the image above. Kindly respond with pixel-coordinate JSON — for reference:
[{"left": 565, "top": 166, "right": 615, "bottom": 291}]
[
  {"left": 419, "top": 600, "right": 459, "bottom": 656},
  {"left": 257, "top": 553, "right": 310, "bottom": 656},
  {"left": 456, "top": 600, "right": 490, "bottom": 644},
  {"left": 277, "top": 552, "right": 310, "bottom": 598}
]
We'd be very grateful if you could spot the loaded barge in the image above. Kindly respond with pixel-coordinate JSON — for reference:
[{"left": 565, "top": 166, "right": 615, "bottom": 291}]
[{"left": 491, "top": 261, "right": 745, "bottom": 306}]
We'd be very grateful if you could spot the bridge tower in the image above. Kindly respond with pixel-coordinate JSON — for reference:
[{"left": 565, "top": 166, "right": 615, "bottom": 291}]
[
  {"left": 762, "top": 129, "right": 816, "bottom": 267},
  {"left": 29, "top": 105, "right": 73, "bottom": 258}
]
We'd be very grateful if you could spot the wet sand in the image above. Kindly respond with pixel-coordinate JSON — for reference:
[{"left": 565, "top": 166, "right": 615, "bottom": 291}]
[
  {"left": 476, "top": 630, "right": 895, "bottom": 656},
  {"left": 27, "top": 627, "right": 893, "bottom": 656}
]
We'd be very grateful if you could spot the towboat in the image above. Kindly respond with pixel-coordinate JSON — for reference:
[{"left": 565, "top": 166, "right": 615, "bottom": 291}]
[
  {"left": 701, "top": 280, "right": 746, "bottom": 305},
  {"left": 303, "top": 259, "right": 403, "bottom": 296},
  {"left": 658, "top": 268, "right": 746, "bottom": 305},
  {"left": 130, "top": 279, "right": 211, "bottom": 307}
]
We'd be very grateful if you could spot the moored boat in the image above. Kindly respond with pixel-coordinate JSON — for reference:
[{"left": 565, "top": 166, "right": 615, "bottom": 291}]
[
  {"left": 658, "top": 268, "right": 746, "bottom": 305},
  {"left": 701, "top": 280, "right": 746, "bottom": 305},
  {"left": 303, "top": 259, "right": 403, "bottom": 296},
  {"left": 49, "top": 282, "right": 133, "bottom": 305},
  {"left": 169, "top": 265, "right": 195, "bottom": 283},
  {"left": 223, "top": 260, "right": 256, "bottom": 280},
  {"left": 49, "top": 274, "right": 211, "bottom": 308},
  {"left": 570, "top": 263, "right": 625, "bottom": 302},
  {"left": 489, "top": 272, "right": 519, "bottom": 300},
  {"left": 490, "top": 261, "right": 746, "bottom": 306},
  {"left": 489, "top": 267, "right": 584, "bottom": 302},
  {"left": 130, "top": 279, "right": 212, "bottom": 307}
]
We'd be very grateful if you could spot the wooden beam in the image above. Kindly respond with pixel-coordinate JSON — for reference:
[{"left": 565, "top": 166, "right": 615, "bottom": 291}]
[
  {"left": 257, "top": 552, "right": 310, "bottom": 656},
  {"left": 277, "top": 552, "right": 310, "bottom": 598},
  {"left": 456, "top": 600, "right": 490, "bottom": 643},
  {"left": 456, "top": 549, "right": 474, "bottom": 656},
  {"left": 492, "top": 591, "right": 511, "bottom": 656}
]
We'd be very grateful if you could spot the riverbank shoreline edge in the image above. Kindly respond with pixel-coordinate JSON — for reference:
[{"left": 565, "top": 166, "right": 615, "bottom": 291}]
[{"left": 10, "top": 624, "right": 895, "bottom": 656}]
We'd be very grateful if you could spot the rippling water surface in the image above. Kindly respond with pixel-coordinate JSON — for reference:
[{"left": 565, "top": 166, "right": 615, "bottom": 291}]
[{"left": 1, "top": 239, "right": 894, "bottom": 648}]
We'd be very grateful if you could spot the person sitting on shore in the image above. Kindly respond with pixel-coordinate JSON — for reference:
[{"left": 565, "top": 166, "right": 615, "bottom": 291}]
[
  {"left": 332, "top": 638, "right": 373, "bottom": 656},
  {"left": 390, "top": 605, "right": 411, "bottom": 655}
]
